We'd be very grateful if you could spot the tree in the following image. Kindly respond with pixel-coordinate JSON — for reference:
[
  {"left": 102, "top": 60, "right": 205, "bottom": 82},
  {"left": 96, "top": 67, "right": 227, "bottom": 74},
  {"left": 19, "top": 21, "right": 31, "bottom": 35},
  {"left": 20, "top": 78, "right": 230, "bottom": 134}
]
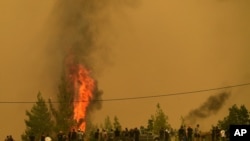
[
  {"left": 104, "top": 116, "right": 113, "bottom": 131},
  {"left": 217, "top": 104, "right": 250, "bottom": 130},
  {"left": 147, "top": 119, "right": 154, "bottom": 131},
  {"left": 21, "top": 92, "right": 54, "bottom": 141},
  {"left": 49, "top": 76, "right": 75, "bottom": 133},
  {"left": 149, "top": 103, "right": 171, "bottom": 134},
  {"left": 113, "top": 116, "right": 122, "bottom": 130}
]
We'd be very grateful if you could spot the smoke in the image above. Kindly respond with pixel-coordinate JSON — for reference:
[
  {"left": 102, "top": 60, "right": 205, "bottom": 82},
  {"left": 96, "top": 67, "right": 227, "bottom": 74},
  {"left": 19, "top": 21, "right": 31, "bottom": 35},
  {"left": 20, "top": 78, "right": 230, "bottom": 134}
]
[
  {"left": 49, "top": 0, "right": 140, "bottom": 72},
  {"left": 184, "top": 91, "right": 231, "bottom": 125},
  {"left": 46, "top": 0, "right": 139, "bottom": 129}
]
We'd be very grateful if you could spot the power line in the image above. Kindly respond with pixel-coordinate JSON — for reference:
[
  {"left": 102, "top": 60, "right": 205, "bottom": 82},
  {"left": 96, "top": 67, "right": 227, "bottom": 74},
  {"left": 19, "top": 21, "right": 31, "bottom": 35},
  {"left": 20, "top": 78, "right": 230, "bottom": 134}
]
[
  {"left": 0, "top": 82, "right": 250, "bottom": 103},
  {"left": 101, "top": 82, "right": 250, "bottom": 101}
]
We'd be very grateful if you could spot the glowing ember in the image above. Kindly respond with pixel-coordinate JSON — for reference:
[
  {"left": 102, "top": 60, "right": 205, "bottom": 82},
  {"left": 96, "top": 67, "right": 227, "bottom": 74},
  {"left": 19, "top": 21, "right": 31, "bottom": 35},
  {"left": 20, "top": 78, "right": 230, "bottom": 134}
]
[{"left": 71, "top": 64, "right": 94, "bottom": 131}]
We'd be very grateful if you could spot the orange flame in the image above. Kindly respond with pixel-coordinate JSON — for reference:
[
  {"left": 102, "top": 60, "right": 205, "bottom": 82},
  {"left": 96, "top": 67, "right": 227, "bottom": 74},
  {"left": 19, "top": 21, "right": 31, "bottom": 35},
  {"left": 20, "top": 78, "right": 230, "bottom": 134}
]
[{"left": 72, "top": 64, "right": 94, "bottom": 131}]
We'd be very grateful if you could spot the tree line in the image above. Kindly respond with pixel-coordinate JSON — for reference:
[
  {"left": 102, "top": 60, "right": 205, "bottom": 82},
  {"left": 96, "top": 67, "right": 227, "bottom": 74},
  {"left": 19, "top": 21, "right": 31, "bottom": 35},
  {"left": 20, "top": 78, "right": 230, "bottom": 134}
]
[{"left": 21, "top": 90, "right": 250, "bottom": 141}]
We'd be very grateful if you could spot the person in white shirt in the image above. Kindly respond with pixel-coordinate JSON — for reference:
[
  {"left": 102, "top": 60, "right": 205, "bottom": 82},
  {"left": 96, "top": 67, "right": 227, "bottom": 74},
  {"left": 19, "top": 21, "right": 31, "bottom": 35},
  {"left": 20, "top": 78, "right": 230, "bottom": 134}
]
[
  {"left": 45, "top": 134, "right": 52, "bottom": 141},
  {"left": 220, "top": 130, "right": 226, "bottom": 141}
]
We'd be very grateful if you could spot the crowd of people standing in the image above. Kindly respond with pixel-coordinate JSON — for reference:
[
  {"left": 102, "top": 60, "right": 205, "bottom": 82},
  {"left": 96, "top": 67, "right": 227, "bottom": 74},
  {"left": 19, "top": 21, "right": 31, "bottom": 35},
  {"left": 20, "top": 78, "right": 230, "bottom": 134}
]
[
  {"left": 4, "top": 124, "right": 229, "bottom": 141},
  {"left": 93, "top": 127, "right": 140, "bottom": 141},
  {"left": 4, "top": 135, "right": 14, "bottom": 141},
  {"left": 177, "top": 124, "right": 228, "bottom": 141}
]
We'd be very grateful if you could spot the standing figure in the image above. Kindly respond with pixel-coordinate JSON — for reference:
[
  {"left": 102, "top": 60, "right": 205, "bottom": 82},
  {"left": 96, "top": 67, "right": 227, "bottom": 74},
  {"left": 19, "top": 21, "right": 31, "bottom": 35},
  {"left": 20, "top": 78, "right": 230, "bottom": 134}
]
[
  {"left": 9, "top": 135, "right": 14, "bottom": 141},
  {"left": 164, "top": 129, "right": 170, "bottom": 141},
  {"left": 134, "top": 128, "right": 140, "bottom": 141},
  {"left": 101, "top": 129, "right": 108, "bottom": 141},
  {"left": 124, "top": 128, "right": 129, "bottom": 141},
  {"left": 29, "top": 133, "right": 35, "bottom": 141},
  {"left": 77, "top": 129, "right": 84, "bottom": 141},
  {"left": 159, "top": 127, "right": 165, "bottom": 141},
  {"left": 94, "top": 129, "right": 100, "bottom": 141},
  {"left": 58, "top": 131, "right": 64, "bottom": 141},
  {"left": 211, "top": 126, "right": 216, "bottom": 141},
  {"left": 129, "top": 128, "right": 134, "bottom": 141},
  {"left": 114, "top": 128, "right": 120, "bottom": 141},
  {"left": 41, "top": 133, "right": 46, "bottom": 141},
  {"left": 178, "top": 126, "right": 185, "bottom": 141},
  {"left": 5, "top": 136, "right": 9, "bottom": 141},
  {"left": 215, "top": 126, "right": 220, "bottom": 141},
  {"left": 194, "top": 124, "right": 200, "bottom": 141},
  {"left": 45, "top": 134, "right": 52, "bottom": 141},
  {"left": 187, "top": 126, "right": 193, "bottom": 141},
  {"left": 220, "top": 129, "right": 226, "bottom": 141}
]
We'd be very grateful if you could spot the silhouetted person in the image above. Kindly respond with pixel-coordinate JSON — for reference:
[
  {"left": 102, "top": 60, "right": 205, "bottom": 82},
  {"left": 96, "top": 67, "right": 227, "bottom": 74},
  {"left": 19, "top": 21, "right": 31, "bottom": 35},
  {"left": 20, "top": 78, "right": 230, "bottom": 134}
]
[
  {"left": 178, "top": 126, "right": 185, "bottom": 141},
  {"left": 114, "top": 128, "right": 120, "bottom": 141},
  {"left": 129, "top": 128, "right": 134, "bottom": 141},
  {"left": 124, "top": 128, "right": 129, "bottom": 141},
  {"left": 77, "top": 129, "right": 84, "bottom": 141},
  {"left": 29, "top": 133, "right": 35, "bottom": 141},
  {"left": 164, "top": 129, "right": 170, "bottom": 141},
  {"left": 211, "top": 126, "right": 216, "bottom": 141},
  {"left": 194, "top": 124, "right": 200, "bottom": 141},
  {"left": 41, "top": 133, "right": 46, "bottom": 141},
  {"left": 94, "top": 129, "right": 99, "bottom": 141},
  {"left": 134, "top": 128, "right": 140, "bottom": 141},
  {"left": 101, "top": 129, "right": 108, "bottom": 141},
  {"left": 215, "top": 126, "right": 220, "bottom": 141},
  {"left": 69, "top": 129, "right": 77, "bottom": 141},
  {"left": 4, "top": 136, "right": 9, "bottom": 141},
  {"left": 220, "top": 129, "right": 226, "bottom": 141},
  {"left": 58, "top": 131, "right": 64, "bottom": 141},
  {"left": 45, "top": 134, "right": 52, "bottom": 141},
  {"left": 159, "top": 127, "right": 165, "bottom": 141},
  {"left": 187, "top": 126, "right": 193, "bottom": 141},
  {"left": 9, "top": 135, "right": 14, "bottom": 141}
]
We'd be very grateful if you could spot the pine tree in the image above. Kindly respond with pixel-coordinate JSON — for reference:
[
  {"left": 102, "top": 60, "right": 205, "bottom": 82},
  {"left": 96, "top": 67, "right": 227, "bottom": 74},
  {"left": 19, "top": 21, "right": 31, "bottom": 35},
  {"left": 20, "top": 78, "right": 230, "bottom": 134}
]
[
  {"left": 49, "top": 76, "right": 75, "bottom": 133},
  {"left": 113, "top": 116, "right": 122, "bottom": 130},
  {"left": 21, "top": 92, "right": 54, "bottom": 141},
  {"left": 147, "top": 119, "right": 154, "bottom": 131},
  {"left": 150, "top": 103, "right": 171, "bottom": 134},
  {"left": 217, "top": 104, "right": 250, "bottom": 130},
  {"left": 104, "top": 116, "right": 113, "bottom": 131}
]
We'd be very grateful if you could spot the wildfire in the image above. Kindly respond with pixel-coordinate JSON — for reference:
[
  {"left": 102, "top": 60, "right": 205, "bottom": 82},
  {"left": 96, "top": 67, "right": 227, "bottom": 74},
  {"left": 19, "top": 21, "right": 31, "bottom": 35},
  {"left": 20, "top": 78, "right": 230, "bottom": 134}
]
[{"left": 69, "top": 63, "right": 94, "bottom": 131}]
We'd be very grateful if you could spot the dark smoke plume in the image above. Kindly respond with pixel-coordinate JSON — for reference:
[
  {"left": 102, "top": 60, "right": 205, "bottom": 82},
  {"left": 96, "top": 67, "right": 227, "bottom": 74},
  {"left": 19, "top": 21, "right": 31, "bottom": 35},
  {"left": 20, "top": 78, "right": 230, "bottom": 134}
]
[
  {"left": 50, "top": 0, "right": 139, "bottom": 70},
  {"left": 47, "top": 0, "right": 139, "bottom": 130},
  {"left": 184, "top": 91, "right": 231, "bottom": 125}
]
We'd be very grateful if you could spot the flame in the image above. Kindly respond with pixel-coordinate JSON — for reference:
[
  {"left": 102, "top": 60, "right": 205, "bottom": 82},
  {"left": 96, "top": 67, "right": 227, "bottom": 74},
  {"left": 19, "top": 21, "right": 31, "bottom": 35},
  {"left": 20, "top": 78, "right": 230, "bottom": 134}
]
[
  {"left": 75, "top": 65, "right": 94, "bottom": 131},
  {"left": 70, "top": 64, "right": 94, "bottom": 131}
]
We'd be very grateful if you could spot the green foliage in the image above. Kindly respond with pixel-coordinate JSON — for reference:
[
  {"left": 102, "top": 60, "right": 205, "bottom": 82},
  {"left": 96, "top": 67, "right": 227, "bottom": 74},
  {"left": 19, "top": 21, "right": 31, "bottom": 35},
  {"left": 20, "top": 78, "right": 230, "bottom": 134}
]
[
  {"left": 21, "top": 92, "right": 54, "bottom": 141},
  {"left": 149, "top": 103, "right": 171, "bottom": 134},
  {"left": 104, "top": 116, "right": 113, "bottom": 131},
  {"left": 147, "top": 119, "right": 153, "bottom": 131},
  {"left": 113, "top": 115, "right": 122, "bottom": 130},
  {"left": 85, "top": 122, "right": 98, "bottom": 140},
  {"left": 217, "top": 104, "right": 250, "bottom": 130},
  {"left": 101, "top": 115, "right": 121, "bottom": 131},
  {"left": 49, "top": 76, "right": 75, "bottom": 133}
]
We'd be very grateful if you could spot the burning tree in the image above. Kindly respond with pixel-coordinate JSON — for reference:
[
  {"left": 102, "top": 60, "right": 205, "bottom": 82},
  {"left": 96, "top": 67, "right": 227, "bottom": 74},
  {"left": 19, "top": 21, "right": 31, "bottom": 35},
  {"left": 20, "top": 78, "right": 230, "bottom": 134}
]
[
  {"left": 49, "top": 58, "right": 103, "bottom": 134},
  {"left": 46, "top": 0, "right": 136, "bottom": 136},
  {"left": 48, "top": 0, "right": 107, "bottom": 134}
]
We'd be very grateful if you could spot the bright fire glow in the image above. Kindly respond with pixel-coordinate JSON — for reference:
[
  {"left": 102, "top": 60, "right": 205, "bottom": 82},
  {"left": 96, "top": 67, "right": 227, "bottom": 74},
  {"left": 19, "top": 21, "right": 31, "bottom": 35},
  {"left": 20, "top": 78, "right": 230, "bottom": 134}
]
[{"left": 72, "top": 64, "right": 94, "bottom": 131}]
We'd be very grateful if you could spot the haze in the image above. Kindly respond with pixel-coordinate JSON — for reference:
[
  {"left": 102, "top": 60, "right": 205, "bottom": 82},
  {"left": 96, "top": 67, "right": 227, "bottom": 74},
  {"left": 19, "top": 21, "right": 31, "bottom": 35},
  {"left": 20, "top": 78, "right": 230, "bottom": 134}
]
[{"left": 0, "top": 0, "right": 250, "bottom": 140}]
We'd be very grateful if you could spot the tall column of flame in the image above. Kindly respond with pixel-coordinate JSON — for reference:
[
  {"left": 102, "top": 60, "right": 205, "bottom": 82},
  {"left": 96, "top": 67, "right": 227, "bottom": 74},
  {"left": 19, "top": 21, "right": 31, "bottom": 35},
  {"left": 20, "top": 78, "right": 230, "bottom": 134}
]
[
  {"left": 68, "top": 61, "right": 94, "bottom": 131},
  {"left": 64, "top": 48, "right": 95, "bottom": 131}
]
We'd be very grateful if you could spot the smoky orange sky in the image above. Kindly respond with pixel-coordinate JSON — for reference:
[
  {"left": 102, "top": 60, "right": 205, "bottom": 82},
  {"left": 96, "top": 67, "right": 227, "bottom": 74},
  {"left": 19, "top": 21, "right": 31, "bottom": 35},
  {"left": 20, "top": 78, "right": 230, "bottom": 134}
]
[{"left": 0, "top": 0, "right": 250, "bottom": 140}]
